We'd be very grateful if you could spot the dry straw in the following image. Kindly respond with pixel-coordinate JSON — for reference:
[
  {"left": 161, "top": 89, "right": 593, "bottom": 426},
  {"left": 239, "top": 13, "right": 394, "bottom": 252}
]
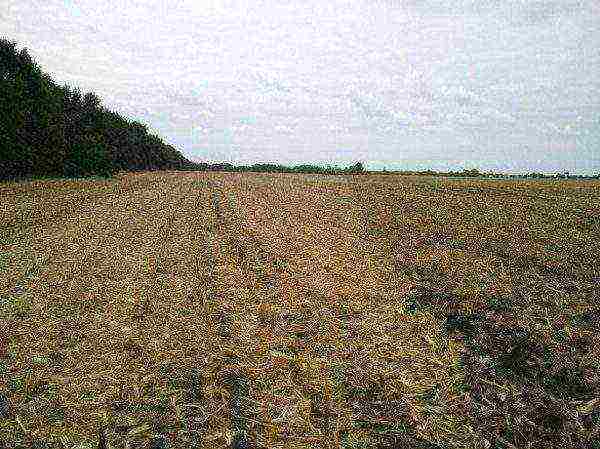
[{"left": 0, "top": 171, "right": 598, "bottom": 448}]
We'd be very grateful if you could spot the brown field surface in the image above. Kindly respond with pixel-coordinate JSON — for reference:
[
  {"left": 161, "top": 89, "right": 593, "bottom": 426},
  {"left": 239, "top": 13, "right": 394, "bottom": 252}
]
[{"left": 1, "top": 171, "right": 599, "bottom": 449}]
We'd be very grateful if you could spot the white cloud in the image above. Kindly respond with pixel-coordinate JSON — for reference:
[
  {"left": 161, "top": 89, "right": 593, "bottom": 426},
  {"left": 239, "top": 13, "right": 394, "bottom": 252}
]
[
  {"left": 231, "top": 124, "right": 251, "bottom": 133},
  {"left": 274, "top": 124, "right": 294, "bottom": 133},
  {"left": 3, "top": 0, "right": 599, "bottom": 173}
]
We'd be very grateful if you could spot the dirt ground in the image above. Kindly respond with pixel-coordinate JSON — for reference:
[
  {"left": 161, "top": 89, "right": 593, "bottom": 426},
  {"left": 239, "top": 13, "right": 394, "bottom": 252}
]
[{"left": 1, "top": 171, "right": 599, "bottom": 448}]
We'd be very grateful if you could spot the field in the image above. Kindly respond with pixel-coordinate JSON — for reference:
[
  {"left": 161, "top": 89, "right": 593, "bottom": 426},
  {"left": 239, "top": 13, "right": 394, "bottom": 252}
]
[{"left": 1, "top": 171, "right": 599, "bottom": 449}]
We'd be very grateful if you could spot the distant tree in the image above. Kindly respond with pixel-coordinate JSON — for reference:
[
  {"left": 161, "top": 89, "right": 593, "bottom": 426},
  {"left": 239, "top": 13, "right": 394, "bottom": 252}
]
[
  {"left": 462, "top": 168, "right": 480, "bottom": 177},
  {"left": 347, "top": 161, "right": 365, "bottom": 174}
]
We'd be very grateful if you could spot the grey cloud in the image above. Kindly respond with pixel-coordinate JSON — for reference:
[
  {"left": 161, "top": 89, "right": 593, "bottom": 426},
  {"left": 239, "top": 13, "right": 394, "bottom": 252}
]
[
  {"left": 382, "top": 0, "right": 594, "bottom": 21},
  {"left": 3, "top": 0, "right": 599, "bottom": 173}
]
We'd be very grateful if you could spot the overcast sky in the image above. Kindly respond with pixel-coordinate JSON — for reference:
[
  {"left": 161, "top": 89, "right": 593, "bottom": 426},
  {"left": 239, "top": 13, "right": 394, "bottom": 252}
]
[{"left": 3, "top": 0, "right": 600, "bottom": 173}]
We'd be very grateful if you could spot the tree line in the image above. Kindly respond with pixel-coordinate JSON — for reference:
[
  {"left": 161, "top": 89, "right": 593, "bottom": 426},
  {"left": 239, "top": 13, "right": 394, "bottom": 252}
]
[
  {"left": 196, "top": 161, "right": 365, "bottom": 174},
  {"left": 6, "top": 39, "right": 592, "bottom": 182},
  {"left": 381, "top": 168, "right": 600, "bottom": 179},
  {"left": 0, "top": 39, "right": 367, "bottom": 182},
  {"left": 0, "top": 39, "right": 195, "bottom": 182}
]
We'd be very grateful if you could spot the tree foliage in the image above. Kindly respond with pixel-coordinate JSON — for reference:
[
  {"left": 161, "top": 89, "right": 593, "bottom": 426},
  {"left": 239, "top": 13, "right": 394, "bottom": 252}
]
[
  {"left": 205, "top": 162, "right": 367, "bottom": 175},
  {"left": 0, "top": 39, "right": 194, "bottom": 181}
]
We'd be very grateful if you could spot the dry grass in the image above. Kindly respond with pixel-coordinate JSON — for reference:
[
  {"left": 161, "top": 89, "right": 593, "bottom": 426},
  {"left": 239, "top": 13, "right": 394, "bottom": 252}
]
[{"left": 0, "top": 171, "right": 599, "bottom": 448}]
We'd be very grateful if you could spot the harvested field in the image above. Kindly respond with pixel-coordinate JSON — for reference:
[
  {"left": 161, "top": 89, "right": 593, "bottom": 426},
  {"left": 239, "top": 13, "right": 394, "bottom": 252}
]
[{"left": 1, "top": 171, "right": 599, "bottom": 448}]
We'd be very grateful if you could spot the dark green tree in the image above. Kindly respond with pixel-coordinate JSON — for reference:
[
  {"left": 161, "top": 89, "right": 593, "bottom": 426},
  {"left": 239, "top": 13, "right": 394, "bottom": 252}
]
[
  {"left": 347, "top": 161, "right": 365, "bottom": 174},
  {"left": 0, "top": 39, "right": 195, "bottom": 182},
  {"left": 65, "top": 134, "right": 112, "bottom": 178}
]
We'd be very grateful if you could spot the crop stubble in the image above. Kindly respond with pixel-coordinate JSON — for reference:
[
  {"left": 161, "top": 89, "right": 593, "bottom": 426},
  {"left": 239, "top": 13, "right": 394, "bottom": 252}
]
[{"left": 0, "top": 172, "right": 598, "bottom": 448}]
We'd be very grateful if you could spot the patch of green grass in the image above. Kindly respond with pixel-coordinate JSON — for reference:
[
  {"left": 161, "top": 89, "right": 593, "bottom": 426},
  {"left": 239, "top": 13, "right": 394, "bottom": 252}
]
[
  {"left": 177, "top": 307, "right": 193, "bottom": 317},
  {"left": 79, "top": 391, "right": 96, "bottom": 403},
  {"left": 127, "top": 402, "right": 168, "bottom": 415},
  {"left": 444, "top": 313, "right": 483, "bottom": 338},
  {"left": 23, "top": 257, "right": 46, "bottom": 279},
  {"left": 71, "top": 443, "right": 95, "bottom": 449},
  {"left": 349, "top": 418, "right": 414, "bottom": 447},
  {"left": 6, "top": 339, "right": 18, "bottom": 360},
  {"left": 571, "top": 309, "right": 599, "bottom": 328},
  {"left": 404, "top": 296, "right": 421, "bottom": 316},
  {"left": 0, "top": 234, "right": 13, "bottom": 245},
  {"left": 271, "top": 257, "right": 290, "bottom": 271},
  {"left": 0, "top": 252, "right": 12, "bottom": 272},
  {"left": 31, "top": 355, "right": 50, "bottom": 366},
  {"left": 8, "top": 375, "right": 25, "bottom": 393},
  {"left": 486, "top": 296, "right": 512, "bottom": 312},
  {"left": 166, "top": 377, "right": 187, "bottom": 393},
  {"left": 34, "top": 382, "right": 59, "bottom": 400},
  {"left": 8, "top": 294, "right": 33, "bottom": 317},
  {"left": 336, "top": 196, "right": 354, "bottom": 205},
  {"left": 192, "top": 180, "right": 210, "bottom": 189},
  {"left": 371, "top": 420, "right": 411, "bottom": 436},
  {"left": 420, "top": 384, "right": 441, "bottom": 404},
  {"left": 47, "top": 407, "right": 66, "bottom": 424}
]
